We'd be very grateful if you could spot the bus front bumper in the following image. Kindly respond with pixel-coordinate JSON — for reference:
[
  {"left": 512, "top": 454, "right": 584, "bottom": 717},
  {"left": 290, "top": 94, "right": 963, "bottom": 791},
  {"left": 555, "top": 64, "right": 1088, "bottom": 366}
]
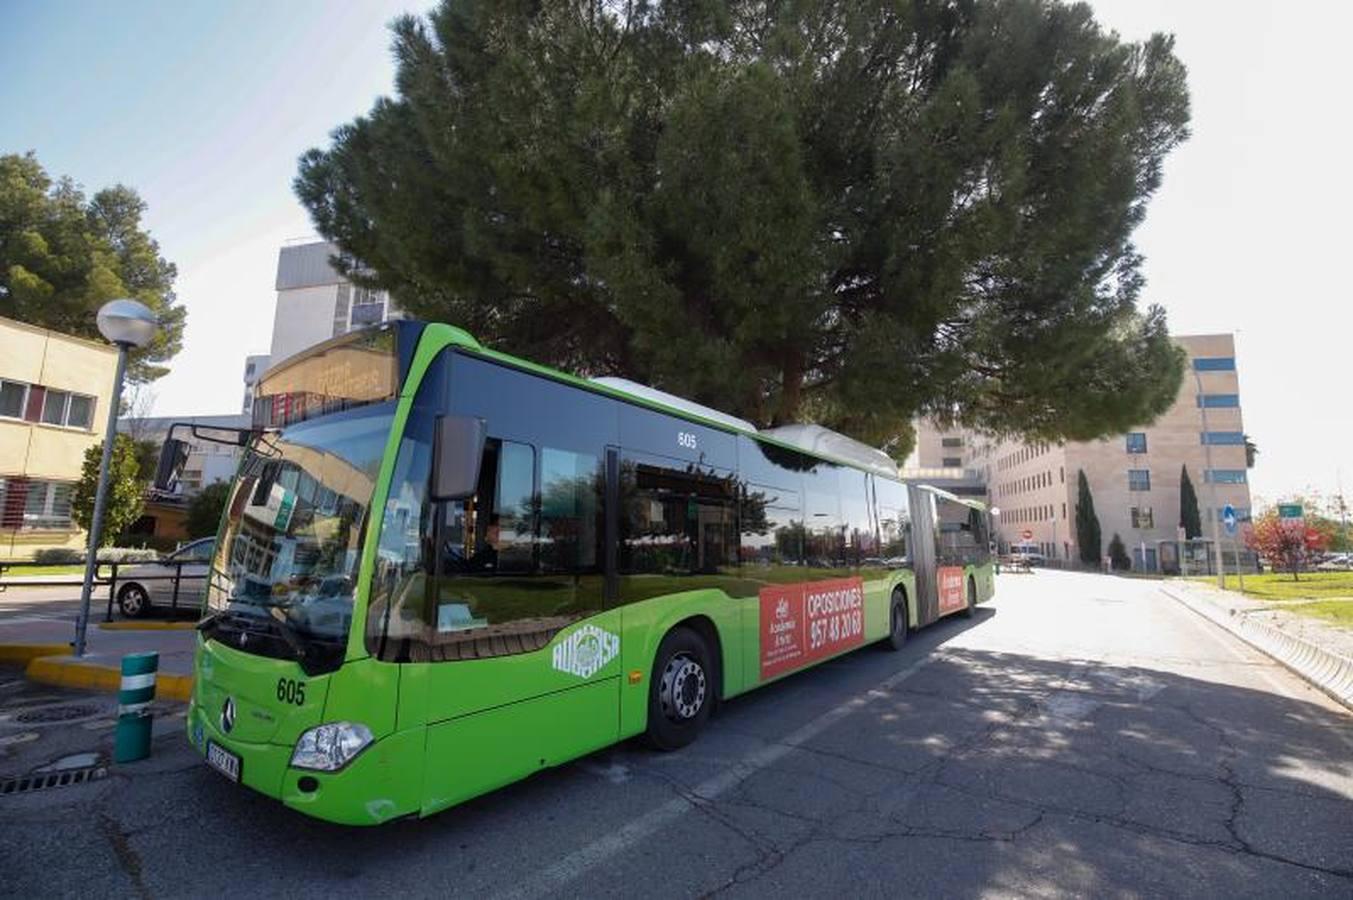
[{"left": 186, "top": 699, "right": 424, "bottom": 826}]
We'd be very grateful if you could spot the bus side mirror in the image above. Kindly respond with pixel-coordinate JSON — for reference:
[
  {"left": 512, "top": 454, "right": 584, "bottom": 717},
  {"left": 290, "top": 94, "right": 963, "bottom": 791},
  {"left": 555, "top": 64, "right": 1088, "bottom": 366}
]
[
  {"left": 153, "top": 438, "right": 190, "bottom": 490},
  {"left": 432, "top": 415, "right": 486, "bottom": 501}
]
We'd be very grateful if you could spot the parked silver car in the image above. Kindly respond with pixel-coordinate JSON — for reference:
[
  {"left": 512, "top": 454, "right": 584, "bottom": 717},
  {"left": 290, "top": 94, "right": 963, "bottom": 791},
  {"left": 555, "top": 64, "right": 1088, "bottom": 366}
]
[{"left": 115, "top": 538, "right": 215, "bottom": 618}]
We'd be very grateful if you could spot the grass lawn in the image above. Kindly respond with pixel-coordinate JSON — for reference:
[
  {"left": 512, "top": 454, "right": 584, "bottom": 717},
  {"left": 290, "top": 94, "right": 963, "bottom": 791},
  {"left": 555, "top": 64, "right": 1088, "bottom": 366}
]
[
  {"left": 1193, "top": 571, "right": 1353, "bottom": 629},
  {"left": 0, "top": 564, "right": 88, "bottom": 577}
]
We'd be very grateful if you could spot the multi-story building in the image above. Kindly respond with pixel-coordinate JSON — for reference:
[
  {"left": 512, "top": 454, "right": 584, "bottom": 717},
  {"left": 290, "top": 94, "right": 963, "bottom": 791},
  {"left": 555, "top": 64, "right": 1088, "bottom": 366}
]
[
  {"left": 0, "top": 316, "right": 119, "bottom": 559},
  {"left": 267, "top": 239, "right": 400, "bottom": 365},
  {"left": 916, "top": 334, "right": 1253, "bottom": 573},
  {"left": 240, "top": 239, "right": 402, "bottom": 410},
  {"left": 240, "top": 353, "right": 270, "bottom": 415}
]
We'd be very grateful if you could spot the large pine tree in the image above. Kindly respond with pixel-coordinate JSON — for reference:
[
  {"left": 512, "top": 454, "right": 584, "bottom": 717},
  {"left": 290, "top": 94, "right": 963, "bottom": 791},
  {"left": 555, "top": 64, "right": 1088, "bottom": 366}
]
[
  {"left": 296, "top": 0, "right": 1191, "bottom": 455},
  {"left": 1179, "top": 465, "right": 1202, "bottom": 539},
  {"left": 1076, "top": 470, "right": 1103, "bottom": 565}
]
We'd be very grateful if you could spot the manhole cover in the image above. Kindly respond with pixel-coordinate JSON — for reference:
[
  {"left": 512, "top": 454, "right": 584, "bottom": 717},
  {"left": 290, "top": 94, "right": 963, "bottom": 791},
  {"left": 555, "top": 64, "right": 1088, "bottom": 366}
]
[{"left": 15, "top": 704, "right": 102, "bottom": 724}]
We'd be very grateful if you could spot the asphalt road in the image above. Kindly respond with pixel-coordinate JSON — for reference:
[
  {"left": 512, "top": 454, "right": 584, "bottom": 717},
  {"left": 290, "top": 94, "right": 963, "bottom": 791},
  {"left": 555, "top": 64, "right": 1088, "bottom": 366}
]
[{"left": 3, "top": 571, "right": 1351, "bottom": 898}]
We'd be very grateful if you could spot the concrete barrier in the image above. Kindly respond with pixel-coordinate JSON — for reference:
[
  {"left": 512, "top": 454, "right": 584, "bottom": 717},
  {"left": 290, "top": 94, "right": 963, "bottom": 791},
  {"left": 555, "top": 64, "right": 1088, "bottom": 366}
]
[{"left": 1162, "top": 585, "right": 1353, "bottom": 711}]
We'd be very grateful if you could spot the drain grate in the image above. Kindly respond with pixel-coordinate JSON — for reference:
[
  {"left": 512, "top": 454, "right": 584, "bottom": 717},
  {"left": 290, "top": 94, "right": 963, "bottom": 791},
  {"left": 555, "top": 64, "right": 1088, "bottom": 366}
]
[
  {"left": 14, "top": 703, "right": 102, "bottom": 724},
  {"left": 0, "top": 765, "right": 108, "bottom": 796}
]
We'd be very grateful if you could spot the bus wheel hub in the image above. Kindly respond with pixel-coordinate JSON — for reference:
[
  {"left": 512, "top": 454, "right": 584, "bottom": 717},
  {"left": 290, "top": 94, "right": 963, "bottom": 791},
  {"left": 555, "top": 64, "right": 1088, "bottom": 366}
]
[{"left": 661, "top": 655, "right": 706, "bottom": 721}]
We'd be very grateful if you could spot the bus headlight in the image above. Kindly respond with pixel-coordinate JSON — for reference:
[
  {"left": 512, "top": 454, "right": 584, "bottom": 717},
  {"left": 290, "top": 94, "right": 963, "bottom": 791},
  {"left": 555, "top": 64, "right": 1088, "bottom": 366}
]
[{"left": 290, "top": 722, "right": 374, "bottom": 772}]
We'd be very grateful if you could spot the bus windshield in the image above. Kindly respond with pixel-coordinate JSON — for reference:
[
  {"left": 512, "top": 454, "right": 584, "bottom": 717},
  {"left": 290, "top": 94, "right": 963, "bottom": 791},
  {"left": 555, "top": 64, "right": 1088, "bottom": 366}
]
[{"left": 202, "top": 401, "right": 394, "bottom": 674}]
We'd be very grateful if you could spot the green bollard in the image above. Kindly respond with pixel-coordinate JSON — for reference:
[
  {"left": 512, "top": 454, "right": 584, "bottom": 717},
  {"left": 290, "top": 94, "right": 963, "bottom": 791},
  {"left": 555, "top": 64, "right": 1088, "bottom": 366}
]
[{"left": 114, "top": 651, "right": 158, "bottom": 763}]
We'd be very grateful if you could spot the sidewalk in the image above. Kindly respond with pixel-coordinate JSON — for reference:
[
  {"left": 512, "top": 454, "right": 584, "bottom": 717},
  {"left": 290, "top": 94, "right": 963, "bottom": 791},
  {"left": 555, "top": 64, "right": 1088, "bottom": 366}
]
[
  {"left": 1161, "top": 579, "right": 1353, "bottom": 711},
  {"left": 0, "top": 615, "right": 195, "bottom": 701}
]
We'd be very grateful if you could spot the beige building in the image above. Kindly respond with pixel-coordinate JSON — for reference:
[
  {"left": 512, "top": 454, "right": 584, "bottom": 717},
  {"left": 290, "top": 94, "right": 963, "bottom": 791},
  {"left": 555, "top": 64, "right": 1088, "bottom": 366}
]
[
  {"left": 0, "top": 316, "right": 119, "bottom": 559},
  {"left": 916, "top": 334, "right": 1253, "bottom": 573}
]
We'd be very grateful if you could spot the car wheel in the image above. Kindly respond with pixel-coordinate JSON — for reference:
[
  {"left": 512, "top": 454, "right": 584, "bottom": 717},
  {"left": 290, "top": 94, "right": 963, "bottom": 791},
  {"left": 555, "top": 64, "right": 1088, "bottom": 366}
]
[
  {"left": 961, "top": 575, "right": 977, "bottom": 618},
  {"left": 118, "top": 583, "right": 150, "bottom": 619},
  {"left": 883, "top": 588, "right": 909, "bottom": 651},
  {"left": 645, "top": 626, "right": 714, "bottom": 751}
]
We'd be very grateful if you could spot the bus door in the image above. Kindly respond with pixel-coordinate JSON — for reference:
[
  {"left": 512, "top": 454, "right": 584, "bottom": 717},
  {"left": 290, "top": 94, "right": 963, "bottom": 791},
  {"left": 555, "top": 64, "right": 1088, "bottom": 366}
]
[{"left": 909, "top": 486, "right": 940, "bottom": 626}]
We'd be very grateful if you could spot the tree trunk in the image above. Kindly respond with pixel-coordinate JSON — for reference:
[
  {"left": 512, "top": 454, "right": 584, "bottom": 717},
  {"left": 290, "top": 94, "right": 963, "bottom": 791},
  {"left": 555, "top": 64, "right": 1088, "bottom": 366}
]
[{"left": 774, "top": 351, "right": 804, "bottom": 425}]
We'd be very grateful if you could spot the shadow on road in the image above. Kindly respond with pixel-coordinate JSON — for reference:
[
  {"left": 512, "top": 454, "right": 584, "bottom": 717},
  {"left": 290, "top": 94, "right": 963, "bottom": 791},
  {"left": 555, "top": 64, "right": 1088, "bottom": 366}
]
[{"left": 5, "top": 606, "right": 1352, "bottom": 897}]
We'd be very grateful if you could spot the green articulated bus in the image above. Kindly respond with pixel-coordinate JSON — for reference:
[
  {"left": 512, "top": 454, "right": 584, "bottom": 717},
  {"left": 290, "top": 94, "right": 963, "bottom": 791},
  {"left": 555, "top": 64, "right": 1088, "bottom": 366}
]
[{"left": 188, "top": 321, "right": 995, "bottom": 825}]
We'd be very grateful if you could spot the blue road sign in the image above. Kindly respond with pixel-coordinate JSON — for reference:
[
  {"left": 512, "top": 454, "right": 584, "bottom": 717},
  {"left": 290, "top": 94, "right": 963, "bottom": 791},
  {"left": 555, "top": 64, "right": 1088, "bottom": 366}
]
[{"left": 1222, "top": 504, "right": 1237, "bottom": 535}]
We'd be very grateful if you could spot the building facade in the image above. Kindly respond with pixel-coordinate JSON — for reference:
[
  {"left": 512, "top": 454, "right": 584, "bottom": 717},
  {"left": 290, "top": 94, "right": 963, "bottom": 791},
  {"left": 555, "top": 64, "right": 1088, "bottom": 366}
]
[
  {"left": 267, "top": 240, "right": 400, "bottom": 366},
  {"left": 0, "top": 316, "right": 118, "bottom": 559},
  {"left": 916, "top": 334, "right": 1253, "bottom": 572}
]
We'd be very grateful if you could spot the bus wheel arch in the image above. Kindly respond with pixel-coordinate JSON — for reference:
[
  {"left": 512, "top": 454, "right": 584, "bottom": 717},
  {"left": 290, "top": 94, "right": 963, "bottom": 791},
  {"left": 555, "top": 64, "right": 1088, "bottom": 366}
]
[
  {"left": 644, "top": 619, "right": 720, "bottom": 751},
  {"left": 961, "top": 574, "right": 977, "bottom": 618}
]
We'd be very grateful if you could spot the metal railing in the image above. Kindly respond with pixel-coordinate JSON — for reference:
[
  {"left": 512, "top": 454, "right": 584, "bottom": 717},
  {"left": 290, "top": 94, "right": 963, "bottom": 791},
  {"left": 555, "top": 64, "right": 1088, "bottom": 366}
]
[{"left": 0, "top": 559, "right": 203, "bottom": 621}]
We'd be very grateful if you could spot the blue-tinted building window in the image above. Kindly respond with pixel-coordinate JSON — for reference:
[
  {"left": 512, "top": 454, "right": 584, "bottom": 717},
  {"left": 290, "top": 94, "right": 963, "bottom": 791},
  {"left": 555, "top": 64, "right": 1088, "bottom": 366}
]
[
  {"left": 1205, "top": 469, "right": 1247, "bottom": 484},
  {"left": 1192, "top": 357, "right": 1236, "bottom": 371},
  {"left": 1128, "top": 469, "right": 1151, "bottom": 491},
  {"left": 1125, "top": 432, "right": 1147, "bottom": 453},
  {"left": 1197, "top": 394, "right": 1240, "bottom": 408},
  {"left": 1201, "top": 431, "right": 1245, "bottom": 445}
]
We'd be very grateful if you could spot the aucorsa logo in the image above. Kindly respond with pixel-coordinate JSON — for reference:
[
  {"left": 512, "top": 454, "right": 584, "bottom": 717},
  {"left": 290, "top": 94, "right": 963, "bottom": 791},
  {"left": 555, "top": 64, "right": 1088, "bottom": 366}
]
[
  {"left": 776, "top": 598, "right": 790, "bottom": 620},
  {"left": 552, "top": 625, "right": 620, "bottom": 679}
]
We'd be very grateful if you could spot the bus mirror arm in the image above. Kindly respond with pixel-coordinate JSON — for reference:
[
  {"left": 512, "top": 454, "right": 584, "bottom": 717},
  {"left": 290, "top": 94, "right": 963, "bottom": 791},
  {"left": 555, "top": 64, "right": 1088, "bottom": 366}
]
[{"left": 431, "top": 415, "right": 487, "bottom": 501}]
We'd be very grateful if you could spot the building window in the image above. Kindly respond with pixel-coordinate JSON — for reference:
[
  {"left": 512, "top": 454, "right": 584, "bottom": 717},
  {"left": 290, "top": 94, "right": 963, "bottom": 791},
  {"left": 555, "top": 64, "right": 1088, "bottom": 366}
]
[
  {"left": 0, "top": 379, "right": 30, "bottom": 420},
  {"left": 1193, "top": 357, "right": 1236, "bottom": 371},
  {"left": 1, "top": 479, "right": 75, "bottom": 530},
  {"left": 350, "top": 288, "right": 385, "bottom": 326},
  {"left": 1125, "top": 432, "right": 1147, "bottom": 453},
  {"left": 941, "top": 437, "right": 962, "bottom": 448},
  {"left": 1205, "top": 469, "right": 1247, "bottom": 484},
  {"left": 1197, "top": 394, "right": 1240, "bottom": 408},
  {"left": 942, "top": 457, "right": 962, "bottom": 467},
  {"left": 1200, "top": 431, "right": 1245, "bottom": 445},
  {"left": 1128, "top": 469, "right": 1151, "bottom": 491},
  {"left": 34, "top": 388, "right": 96, "bottom": 429},
  {"left": 1130, "top": 507, "right": 1154, "bottom": 529}
]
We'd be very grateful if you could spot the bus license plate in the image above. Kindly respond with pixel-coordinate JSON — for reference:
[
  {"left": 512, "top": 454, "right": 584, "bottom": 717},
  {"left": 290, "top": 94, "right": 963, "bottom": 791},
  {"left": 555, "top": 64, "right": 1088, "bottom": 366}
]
[{"left": 206, "top": 742, "right": 241, "bottom": 783}]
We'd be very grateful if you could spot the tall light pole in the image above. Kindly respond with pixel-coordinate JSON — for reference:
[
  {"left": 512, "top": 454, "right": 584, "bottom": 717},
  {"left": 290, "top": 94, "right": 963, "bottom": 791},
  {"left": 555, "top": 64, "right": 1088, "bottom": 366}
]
[
  {"left": 1194, "top": 367, "right": 1226, "bottom": 589},
  {"left": 73, "top": 299, "right": 159, "bottom": 657}
]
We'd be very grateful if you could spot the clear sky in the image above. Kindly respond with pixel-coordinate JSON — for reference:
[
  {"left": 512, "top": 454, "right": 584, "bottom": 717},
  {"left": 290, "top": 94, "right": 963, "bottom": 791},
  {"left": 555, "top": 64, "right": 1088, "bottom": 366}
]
[{"left": 2, "top": 0, "right": 1348, "bottom": 509}]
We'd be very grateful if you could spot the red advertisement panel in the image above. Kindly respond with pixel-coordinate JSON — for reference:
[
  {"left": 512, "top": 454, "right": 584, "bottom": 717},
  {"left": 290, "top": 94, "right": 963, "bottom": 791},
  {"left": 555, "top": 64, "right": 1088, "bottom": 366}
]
[
  {"left": 760, "top": 577, "right": 866, "bottom": 680},
  {"left": 937, "top": 565, "right": 967, "bottom": 613}
]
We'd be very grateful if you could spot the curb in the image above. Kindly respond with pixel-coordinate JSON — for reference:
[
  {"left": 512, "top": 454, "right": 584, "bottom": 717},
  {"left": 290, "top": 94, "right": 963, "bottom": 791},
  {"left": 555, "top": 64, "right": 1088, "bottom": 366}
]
[
  {"left": 98, "top": 621, "right": 197, "bottom": 631},
  {"left": 24, "top": 655, "right": 193, "bottom": 703},
  {"left": 1161, "top": 585, "right": 1353, "bottom": 712},
  {"left": 0, "top": 643, "right": 71, "bottom": 664}
]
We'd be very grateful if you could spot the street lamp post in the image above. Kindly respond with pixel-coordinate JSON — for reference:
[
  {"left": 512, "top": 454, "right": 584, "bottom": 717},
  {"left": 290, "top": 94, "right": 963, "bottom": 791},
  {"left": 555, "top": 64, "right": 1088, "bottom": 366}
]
[
  {"left": 73, "top": 299, "right": 159, "bottom": 657},
  {"left": 1194, "top": 368, "right": 1226, "bottom": 589}
]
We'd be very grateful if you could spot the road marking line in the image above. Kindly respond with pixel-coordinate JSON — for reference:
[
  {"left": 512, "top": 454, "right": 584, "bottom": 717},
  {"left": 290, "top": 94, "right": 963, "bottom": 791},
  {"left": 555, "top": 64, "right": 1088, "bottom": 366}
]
[{"left": 495, "top": 651, "right": 940, "bottom": 900}]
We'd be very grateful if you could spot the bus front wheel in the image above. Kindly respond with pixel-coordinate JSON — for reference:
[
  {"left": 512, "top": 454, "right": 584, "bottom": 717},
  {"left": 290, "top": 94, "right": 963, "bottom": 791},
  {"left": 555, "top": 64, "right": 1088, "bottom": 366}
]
[
  {"left": 884, "top": 589, "right": 909, "bottom": 651},
  {"left": 646, "top": 626, "right": 713, "bottom": 751}
]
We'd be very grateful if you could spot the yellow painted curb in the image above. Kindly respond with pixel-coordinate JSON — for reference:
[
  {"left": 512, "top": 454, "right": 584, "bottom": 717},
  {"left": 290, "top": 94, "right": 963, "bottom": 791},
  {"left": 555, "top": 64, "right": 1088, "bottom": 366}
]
[
  {"left": 0, "top": 643, "right": 70, "bottom": 664},
  {"left": 24, "top": 656, "right": 193, "bottom": 703},
  {"left": 99, "top": 621, "right": 197, "bottom": 631}
]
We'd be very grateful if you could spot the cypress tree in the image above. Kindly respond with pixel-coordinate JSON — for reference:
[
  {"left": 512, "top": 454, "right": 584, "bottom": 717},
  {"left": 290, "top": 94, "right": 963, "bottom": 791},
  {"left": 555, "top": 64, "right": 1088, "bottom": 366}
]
[
  {"left": 1108, "top": 533, "right": 1131, "bottom": 570},
  {"left": 1075, "top": 470, "right": 1103, "bottom": 565},
  {"left": 1179, "top": 465, "right": 1202, "bottom": 539}
]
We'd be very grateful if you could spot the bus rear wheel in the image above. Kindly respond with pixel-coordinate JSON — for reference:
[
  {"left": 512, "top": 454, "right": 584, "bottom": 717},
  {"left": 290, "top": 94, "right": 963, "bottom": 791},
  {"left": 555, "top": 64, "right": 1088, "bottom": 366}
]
[
  {"left": 646, "top": 626, "right": 713, "bottom": 751},
  {"left": 884, "top": 589, "right": 908, "bottom": 651},
  {"left": 961, "top": 576, "right": 977, "bottom": 618}
]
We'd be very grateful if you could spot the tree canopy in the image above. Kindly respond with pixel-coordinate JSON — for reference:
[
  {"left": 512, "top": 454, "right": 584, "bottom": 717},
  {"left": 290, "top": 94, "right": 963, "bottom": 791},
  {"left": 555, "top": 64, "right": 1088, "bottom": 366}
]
[
  {"left": 1179, "top": 464, "right": 1201, "bottom": 539},
  {"left": 72, "top": 434, "right": 147, "bottom": 546},
  {"left": 297, "top": 0, "right": 1190, "bottom": 454},
  {"left": 0, "top": 153, "right": 185, "bottom": 382}
]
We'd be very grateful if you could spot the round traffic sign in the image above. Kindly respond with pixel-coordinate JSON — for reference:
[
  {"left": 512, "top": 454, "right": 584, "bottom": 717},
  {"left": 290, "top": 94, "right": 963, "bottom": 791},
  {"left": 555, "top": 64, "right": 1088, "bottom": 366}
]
[
  {"left": 1021, "top": 529, "right": 1033, "bottom": 541},
  {"left": 1222, "top": 504, "right": 1237, "bottom": 536}
]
